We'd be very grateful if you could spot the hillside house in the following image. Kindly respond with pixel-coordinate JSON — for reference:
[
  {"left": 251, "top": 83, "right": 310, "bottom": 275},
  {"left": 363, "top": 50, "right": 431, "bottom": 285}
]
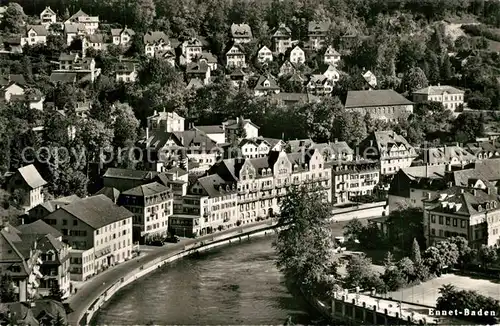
[
  {"left": 289, "top": 45, "right": 305, "bottom": 65},
  {"left": 181, "top": 37, "right": 203, "bottom": 64},
  {"left": 257, "top": 45, "right": 273, "bottom": 63},
  {"left": 21, "top": 25, "right": 48, "bottom": 46},
  {"left": 226, "top": 44, "right": 246, "bottom": 68},
  {"left": 412, "top": 85, "right": 465, "bottom": 111},
  {"left": 65, "top": 9, "right": 99, "bottom": 35},
  {"left": 324, "top": 45, "right": 341, "bottom": 66},
  {"left": 230, "top": 23, "right": 252, "bottom": 43},
  {"left": 308, "top": 21, "right": 330, "bottom": 50},
  {"left": 186, "top": 61, "right": 211, "bottom": 85},
  {"left": 307, "top": 75, "right": 333, "bottom": 95},
  {"left": 144, "top": 31, "right": 170, "bottom": 57},
  {"left": 272, "top": 24, "right": 292, "bottom": 54},
  {"left": 344, "top": 90, "right": 414, "bottom": 122},
  {"left": 6, "top": 164, "right": 47, "bottom": 211},
  {"left": 40, "top": 7, "right": 57, "bottom": 26},
  {"left": 111, "top": 27, "right": 135, "bottom": 46},
  {"left": 254, "top": 75, "right": 280, "bottom": 96}
]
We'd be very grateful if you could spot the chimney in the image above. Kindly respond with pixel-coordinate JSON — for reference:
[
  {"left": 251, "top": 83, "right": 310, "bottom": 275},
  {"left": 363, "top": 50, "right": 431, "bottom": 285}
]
[{"left": 146, "top": 127, "right": 149, "bottom": 140}]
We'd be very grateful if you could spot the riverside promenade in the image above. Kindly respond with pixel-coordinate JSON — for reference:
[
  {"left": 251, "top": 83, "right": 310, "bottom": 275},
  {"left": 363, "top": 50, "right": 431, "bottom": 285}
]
[{"left": 66, "top": 220, "right": 275, "bottom": 326}]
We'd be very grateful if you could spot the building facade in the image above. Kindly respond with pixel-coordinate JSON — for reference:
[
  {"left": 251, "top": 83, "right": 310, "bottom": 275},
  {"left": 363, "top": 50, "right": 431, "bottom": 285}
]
[
  {"left": 412, "top": 85, "right": 464, "bottom": 111},
  {"left": 330, "top": 160, "right": 380, "bottom": 204}
]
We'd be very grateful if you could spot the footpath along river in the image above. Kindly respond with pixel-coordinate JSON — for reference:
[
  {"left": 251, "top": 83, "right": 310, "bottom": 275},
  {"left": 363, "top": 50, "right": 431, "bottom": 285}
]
[{"left": 92, "top": 236, "right": 321, "bottom": 325}]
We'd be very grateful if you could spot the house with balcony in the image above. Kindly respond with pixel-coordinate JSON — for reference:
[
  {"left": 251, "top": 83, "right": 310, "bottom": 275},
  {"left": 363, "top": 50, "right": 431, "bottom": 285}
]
[
  {"left": 254, "top": 75, "right": 280, "bottom": 96},
  {"left": 226, "top": 44, "right": 246, "bottom": 68},
  {"left": 388, "top": 165, "right": 448, "bottom": 212},
  {"left": 423, "top": 185, "right": 500, "bottom": 248},
  {"left": 272, "top": 24, "right": 292, "bottom": 54},
  {"left": 207, "top": 149, "right": 332, "bottom": 225},
  {"left": 41, "top": 195, "right": 133, "bottom": 281},
  {"left": 344, "top": 90, "right": 414, "bottom": 122},
  {"left": 0, "top": 222, "right": 42, "bottom": 302},
  {"left": 148, "top": 109, "right": 185, "bottom": 133},
  {"left": 115, "top": 61, "right": 137, "bottom": 83},
  {"left": 6, "top": 164, "right": 46, "bottom": 212},
  {"left": 324, "top": 45, "right": 341, "bottom": 66},
  {"left": 412, "top": 85, "right": 465, "bottom": 111},
  {"left": 40, "top": 7, "right": 57, "bottom": 26},
  {"left": 257, "top": 45, "right": 273, "bottom": 63},
  {"left": 21, "top": 25, "right": 48, "bottom": 46},
  {"left": 308, "top": 21, "right": 330, "bottom": 50},
  {"left": 186, "top": 61, "right": 211, "bottom": 85},
  {"left": 239, "top": 138, "right": 272, "bottom": 159},
  {"left": 181, "top": 37, "right": 203, "bottom": 64},
  {"left": 307, "top": 74, "right": 333, "bottom": 95},
  {"left": 230, "top": 23, "right": 252, "bottom": 43},
  {"left": 223, "top": 117, "right": 260, "bottom": 141},
  {"left": 111, "top": 27, "right": 135, "bottom": 47},
  {"left": 17, "top": 220, "right": 71, "bottom": 298},
  {"left": 55, "top": 52, "right": 101, "bottom": 83},
  {"left": 63, "top": 22, "right": 86, "bottom": 46},
  {"left": 289, "top": 45, "right": 305, "bottom": 65},
  {"left": 118, "top": 182, "right": 172, "bottom": 243},
  {"left": 359, "top": 131, "right": 417, "bottom": 175},
  {"left": 331, "top": 160, "right": 380, "bottom": 204},
  {"left": 65, "top": 9, "right": 99, "bottom": 35},
  {"left": 170, "top": 175, "right": 238, "bottom": 237},
  {"left": 144, "top": 31, "right": 171, "bottom": 57}
]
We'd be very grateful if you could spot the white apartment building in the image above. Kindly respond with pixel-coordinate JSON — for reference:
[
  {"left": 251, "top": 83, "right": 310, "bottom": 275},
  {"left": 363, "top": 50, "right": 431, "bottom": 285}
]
[
  {"left": 143, "top": 31, "right": 170, "bottom": 57},
  {"left": 42, "top": 195, "right": 133, "bottom": 281},
  {"left": 226, "top": 44, "right": 246, "bottom": 68},
  {"left": 257, "top": 45, "right": 273, "bottom": 63},
  {"left": 40, "top": 7, "right": 57, "bottom": 26},
  {"left": 412, "top": 85, "right": 465, "bottom": 111},
  {"left": 111, "top": 27, "right": 135, "bottom": 46},
  {"left": 147, "top": 110, "right": 185, "bottom": 132},
  {"left": 331, "top": 160, "right": 380, "bottom": 204},
  {"left": 289, "top": 45, "right": 305, "bottom": 65},
  {"left": 21, "top": 25, "right": 48, "bottom": 46},
  {"left": 324, "top": 45, "right": 341, "bottom": 66}
]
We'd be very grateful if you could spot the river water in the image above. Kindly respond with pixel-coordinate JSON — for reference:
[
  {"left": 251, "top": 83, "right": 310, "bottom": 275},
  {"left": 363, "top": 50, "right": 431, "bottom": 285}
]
[{"left": 93, "top": 236, "right": 318, "bottom": 325}]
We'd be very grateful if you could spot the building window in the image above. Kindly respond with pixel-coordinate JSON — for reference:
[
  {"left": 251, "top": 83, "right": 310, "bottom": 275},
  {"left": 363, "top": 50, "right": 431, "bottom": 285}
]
[
  {"left": 431, "top": 228, "right": 435, "bottom": 235},
  {"left": 461, "top": 220, "right": 466, "bottom": 228},
  {"left": 73, "top": 220, "right": 78, "bottom": 226},
  {"left": 438, "top": 216, "right": 443, "bottom": 225},
  {"left": 431, "top": 215, "right": 436, "bottom": 223},
  {"left": 446, "top": 217, "right": 450, "bottom": 226},
  {"left": 439, "top": 229, "right": 443, "bottom": 237},
  {"left": 453, "top": 218, "right": 457, "bottom": 227}
]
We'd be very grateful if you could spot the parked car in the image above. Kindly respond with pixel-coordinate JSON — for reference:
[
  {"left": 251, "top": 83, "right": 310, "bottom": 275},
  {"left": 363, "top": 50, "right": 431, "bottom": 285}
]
[{"left": 164, "top": 235, "right": 180, "bottom": 243}]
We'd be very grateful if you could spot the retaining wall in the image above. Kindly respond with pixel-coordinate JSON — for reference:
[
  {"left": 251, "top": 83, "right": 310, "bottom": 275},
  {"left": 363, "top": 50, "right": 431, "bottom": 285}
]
[
  {"left": 330, "top": 201, "right": 387, "bottom": 221},
  {"left": 81, "top": 227, "right": 277, "bottom": 325}
]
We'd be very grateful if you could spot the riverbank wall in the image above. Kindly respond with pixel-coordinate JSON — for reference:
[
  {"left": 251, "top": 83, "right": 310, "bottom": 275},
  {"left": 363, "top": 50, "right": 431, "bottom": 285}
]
[
  {"left": 330, "top": 201, "right": 387, "bottom": 221},
  {"left": 81, "top": 225, "right": 278, "bottom": 325}
]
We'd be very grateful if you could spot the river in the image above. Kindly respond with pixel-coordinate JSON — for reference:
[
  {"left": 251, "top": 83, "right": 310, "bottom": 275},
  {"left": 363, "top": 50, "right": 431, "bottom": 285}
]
[{"left": 92, "top": 235, "right": 319, "bottom": 325}]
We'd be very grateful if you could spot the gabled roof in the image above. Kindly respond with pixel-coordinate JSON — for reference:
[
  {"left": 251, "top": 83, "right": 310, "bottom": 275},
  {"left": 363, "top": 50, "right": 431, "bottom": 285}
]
[
  {"left": 64, "top": 22, "right": 86, "bottom": 34},
  {"left": 111, "top": 27, "right": 135, "bottom": 37},
  {"left": 422, "top": 146, "right": 476, "bottom": 164},
  {"left": 67, "top": 9, "right": 88, "bottom": 21},
  {"left": 231, "top": 23, "right": 252, "bottom": 38},
  {"left": 17, "top": 220, "right": 62, "bottom": 238},
  {"left": 425, "top": 186, "right": 499, "bottom": 216},
  {"left": 95, "top": 186, "right": 120, "bottom": 202},
  {"left": 196, "top": 174, "right": 237, "bottom": 198},
  {"left": 187, "top": 78, "right": 204, "bottom": 90},
  {"left": 41, "top": 6, "right": 56, "bottom": 16},
  {"left": 325, "top": 45, "right": 340, "bottom": 56},
  {"left": 186, "top": 61, "right": 209, "bottom": 74},
  {"left": 373, "top": 131, "right": 411, "bottom": 149},
  {"left": 16, "top": 164, "right": 47, "bottom": 189},
  {"left": 273, "top": 24, "right": 292, "bottom": 38},
  {"left": 121, "top": 181, "right": 169, "bottom": 197},
  {"left": 143, "top": 31, "right": 169, "bottom": 44},
  {"left": 226, "top": 43, "right": 245, "bottom": 55},
  {"left": 103, "top": 168, "right": 158, "bottom": 180},
  {"left": 224, "top": 118, "right": 260, "bottom": 130},
  {"left": 413, "top": 85, "right": 464, "bottom": 96},
  {"left": 258, "top": 45, "right": 272, "bottom": 53},
  {"left": 345, "top": 90, "right": 413, "bottom": 108},
  {"left": 308, "top": 21, "right": 330, "bottom": 33},
  {"left": 308, "top": 74, "right": 329, "bottom": 84},
  {"left": 172, "top": 129, "right": 218, "bottom": 150},
  {"left": 199, "top": 51, "right": 217, "bottom": 63},
  {"left": 35, "top": 195, "right": 81, "bottom": 214},
  {"left": 26, "top": 25, "right": 48, "bottom": 37},
  {"left": 87, "top": 33, "right": 104, "bottom": 43},
  {"left": 194, "top": 125, "right": 225, "bottom": 134},
  {"left": 54, "top": 195, "right": 133, "bottom": 229},
  {"left": 254, "top": 75, "right": 280, "bottom": 91},
  {"left": 0, "top": 74, "right": 26, "bottom": 86},
  {"left": 59, "top": 53, "right": 78, "bottom": 61},
  {"left": 49, "top": 72, "right": 77, "bottom": 83},
  {"left": 230, "top": 68, "right": 246, "bottom": 77}
]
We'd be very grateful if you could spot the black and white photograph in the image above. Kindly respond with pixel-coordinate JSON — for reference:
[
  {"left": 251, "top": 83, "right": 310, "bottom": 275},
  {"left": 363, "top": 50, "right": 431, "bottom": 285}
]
[{"left": 0, "top": 0, "right": 500, "bottom": 325}]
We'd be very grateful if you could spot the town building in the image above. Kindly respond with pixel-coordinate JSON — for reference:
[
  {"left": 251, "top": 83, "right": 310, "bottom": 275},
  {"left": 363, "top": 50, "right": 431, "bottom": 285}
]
[
  {"left": 8, "top": 89, "right": 45, "bottom": 111},
  {"left": 111, "top": 26, "right": 135, "bottom": 46},
  {"left": 270, "top": 92, "right": 320, "bottom": 107},
  {"left": 118, "top": 182, "right": 173, "bottom": 243},
  {"left": 312, "top": 140, "right": 354, "bottom": 162},
  {"left": 272, "top": 24, "right": 292, "bottom": 54},
  {"left": 307, "top": 74, "right": 333, "bottom": 95},
  {"left": 186, "top": 79, "right": 203, "bottom": 90},
  {"left": 21, "top": 25, "right": 48, "bottom": 46},
  {"left": 207, "top": 149, "right": 332, "bottom": 225},
  {"left": 257, "top": 45, "right": 273, "bottom": 63},
  {"left": 321, "top": 65, "right": 340, "bottom": 83},
  {"left": 254, "top": 75, "right": 281, "bottom": 96},
  {"left": 359, "top": 131, "right": 417, "bottom": 175},
  {"left": 226, "top": 44, "right": 246, "bottom": 68},
  {"left": 419, "top": 145, "right": 477, "bottom": 167},
  {"left": 324, "top": 45, "right": 341, "bottom": 66},
  {"left": 239, "top": 138, "right": 272, "bottom": 159},
  {"left": 40, "top": 7, "right": 57, "bottom": 26},
  {"left": 279, "top": 60, "right": 297, "bottom": 77},
  {"left": 102, "top": 168, "right": 158, "bottom": 192},
  {"left": 6, "top": 164, "right": 47, "bottom": 212},
  {"left": 115, "top": 61, "right": 138, "bottom": 83},
  {"left": 0, "top": 222, "right": 42, "bottom": 302},
  {"left": 170, "top": 174, "right": 238, "bottom": 237},
  {"left": 27, "top": 195, "right": 81, "bottom": 222},
  {"left": 144, "top": 31, "right": 171, "bottom": 57},
  {"left": 83, "top": 33, "right": 104, "bottom": 52},
  {"left": 1, "top": 299, "right": 68, "bottom": 325},
  {"left": 54, "top": 53, "right": 101, "bottom": 83},
  {"left": 229, "top": 68, "right": 248, "bottom": 88},
  {"left": 17, "top": 220, "right": 71, "bottom": 298},
  {"left": 344, "top": 90, "right": 414, "bottom": 122},
  {"left": 388, "top": 165, "right": 448, "bottom": 212},
  {"left": 193, "top": 125, "right": 226, "bottom": 144},
  {"left": 147, "top": 110, "right": 185, "bottom": 133},
  {"left": 308, "top": 21, "right": 330, "bottom": 50},
  {"left": 42, "top": 195, "right": 133, "bottom": 281},
  {"left": 65, "top": 9, "right": 99, "bottom": 35},
  {"left": 181, "top": 37, "right": 203, "bottom": 64},
  {"left": 463, "top": 141, "right": 500, "bottom": 160},
  {"left": 362, "top": 70, "right": 377, "bottom": 89},
  {"left": 222, "top": 117, "right": 260, "bottom": 140},
  {"left": 198, "top": 52, "right": 218, "bottom": 71},
  {"left": 63, "top": 23, "right": 86, "bottom": 46},
  {"left": 423, "top": 186, "right": 500, "bottom": 248},
  {"left": 0, "top": 80, "right": 24, "bottom": 102},
  {"left": 330, "top": 160, "right": 380, "bottom": 204},
  {"left": 412, "top": 85, "right": 464, "bottom": 111},
  {"left": 230, "top": 23, "right": 253, "bottom": 43},
  {"left": 161, "top": 49, "right": 176, "bottom": 66},
  {"left": 186, "top": 61, "right": 211, "bottom": 85},
  {"left": 289, "top": 45, "right": 305, "bottom": 65}
]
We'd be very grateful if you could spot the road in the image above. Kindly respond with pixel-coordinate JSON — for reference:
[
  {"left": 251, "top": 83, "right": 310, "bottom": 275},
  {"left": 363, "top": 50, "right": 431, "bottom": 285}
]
[{"left": 66, "top": 220, "right": 274, "bottom": 326}]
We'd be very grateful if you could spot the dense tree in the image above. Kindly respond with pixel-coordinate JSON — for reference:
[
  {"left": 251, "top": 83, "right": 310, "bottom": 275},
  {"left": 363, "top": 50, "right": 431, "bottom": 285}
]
[
  {"left": 478, "top": 245, "right": 498, "bottom": 269},
  {"left": 0, "top": 3, "right": 27, "bottom": 34},
  {"left": 344, "top": 253, "right": 382, "bottom": 290},
  {"left": 0, "top": 274, "right": 16, "bottom": 302},
  {"left": 111, "top": 102, "right": 140, "bottom": 148},
  {"left": 402, "top": 67, "right": 428, "bottom": 92},
  {"left": 343, "top": 218, "right": 363, "bottom": 241},
  {"left": 132, "top": 0, "right": 156, "bottom": 30},
  {"left": 411, "top": 238, "right": 421, "bottom": 264}
]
